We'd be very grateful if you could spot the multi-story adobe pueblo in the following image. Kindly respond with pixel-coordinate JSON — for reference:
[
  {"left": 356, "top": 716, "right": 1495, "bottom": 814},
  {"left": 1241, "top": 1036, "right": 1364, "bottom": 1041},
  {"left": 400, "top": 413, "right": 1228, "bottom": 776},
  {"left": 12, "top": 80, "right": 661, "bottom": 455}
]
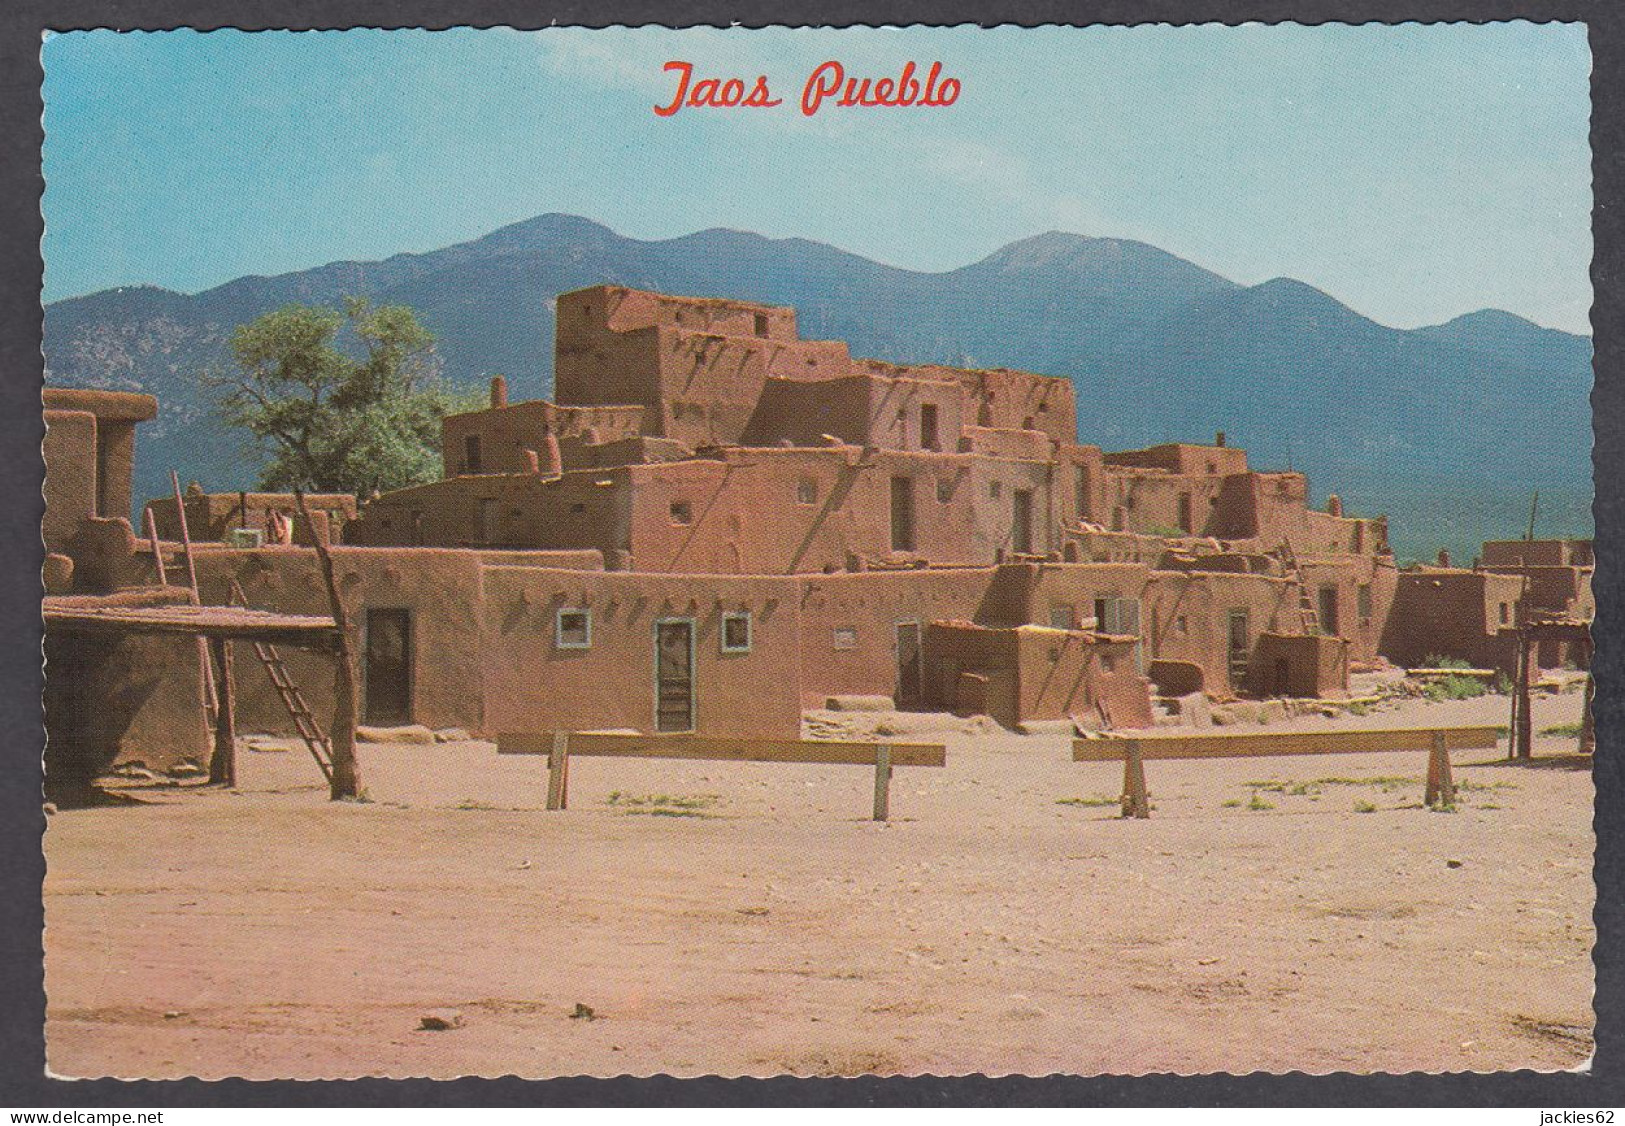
[{"left": 41, "top": 286, "right": 1595, "bottom": 784}]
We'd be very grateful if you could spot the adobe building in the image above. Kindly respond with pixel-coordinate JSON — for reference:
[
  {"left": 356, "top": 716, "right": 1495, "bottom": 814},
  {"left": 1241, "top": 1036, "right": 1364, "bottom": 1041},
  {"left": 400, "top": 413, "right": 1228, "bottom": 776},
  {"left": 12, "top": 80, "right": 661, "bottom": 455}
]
[
  {"left": 45, "top": 283, "right": 1593, "bottom": 784},
  {"left": 43, "top": 388, "right": 157, "bottom": 559}
]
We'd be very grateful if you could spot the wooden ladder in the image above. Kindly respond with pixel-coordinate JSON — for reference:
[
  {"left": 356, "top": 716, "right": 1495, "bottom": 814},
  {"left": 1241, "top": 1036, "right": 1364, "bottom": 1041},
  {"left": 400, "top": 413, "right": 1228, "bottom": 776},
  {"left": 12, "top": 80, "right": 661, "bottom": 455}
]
[
  {"left": 229, "top": 579, "right": 335, "bottom": 784},
  {"left": 1278, "top": 539, "right": 1321, "bottom": 635}
]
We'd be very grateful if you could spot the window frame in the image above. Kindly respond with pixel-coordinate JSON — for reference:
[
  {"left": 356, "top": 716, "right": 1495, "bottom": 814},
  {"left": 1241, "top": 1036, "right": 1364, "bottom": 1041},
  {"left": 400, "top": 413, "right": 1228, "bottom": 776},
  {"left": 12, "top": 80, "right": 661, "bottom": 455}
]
[
  {"left": 555, "top": 607, "right": 593, "bottom": 650},
  {"left": 720, "top": 610, "right": 753, "bottom": 654}
]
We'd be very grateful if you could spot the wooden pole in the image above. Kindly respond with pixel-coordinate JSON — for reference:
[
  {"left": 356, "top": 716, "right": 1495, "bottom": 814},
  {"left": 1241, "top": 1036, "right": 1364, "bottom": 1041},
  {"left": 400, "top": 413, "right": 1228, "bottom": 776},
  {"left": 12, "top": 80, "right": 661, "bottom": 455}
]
[
  {"left": 1425, "top": 730, "right": 1453, "bottom": 808},
  {"left": 547, "top": 731, "right": 570, "bottom": 811},
  {"left": 207, "top": 636, "right": 237, "bottom": 787},
  {"left": 143, "top": 506, "right": 168, "bottom": 587},
  {"left": 296, "top": 490, "right": 361, "bottom": 800},
  {"left": 1121, "top": 740, "right": 1150, "bottom": 819},
  {"left": 170, "top": 470, "right": 217, "bottom": 717},
  {"left": 1515, "top": 636, "right": 1534, "bottom": 761},
  {"left": 872, "top": 743, "right": 893, "bottom": 822}
]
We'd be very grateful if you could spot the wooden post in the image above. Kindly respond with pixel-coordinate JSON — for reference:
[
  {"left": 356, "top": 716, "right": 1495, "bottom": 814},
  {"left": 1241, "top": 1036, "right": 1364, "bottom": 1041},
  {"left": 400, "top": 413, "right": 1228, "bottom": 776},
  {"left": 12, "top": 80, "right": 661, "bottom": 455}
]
[
  {"left": 207, "top": 636, "right": 237, "bottom": 787},
  {"left": 1425, "top": 730, "right": 1453, "bottom": 808},
  {"left": 143, "top": 507, "right": 168, "bottom": 587},
  {"left": 296, "top": 491, "right": 361, "bottom": 801},
  {"left": 1121, "top": 740, "right": 1150, "bottom": 819},
  {"left": 872, "top": 743, "right": 893, "bottom": 822},
  {"left": 1514, "top": 637, "right": 1534, "bottom": 761},
  {"left": 170, "top": 470, "right": 217, "bottom": 716},
  {"left": 1580, "top": 671, "right": 1596, "bottom": 755},
  {"left": 546, "top": 731, "right": 570, "bottom": 811}
]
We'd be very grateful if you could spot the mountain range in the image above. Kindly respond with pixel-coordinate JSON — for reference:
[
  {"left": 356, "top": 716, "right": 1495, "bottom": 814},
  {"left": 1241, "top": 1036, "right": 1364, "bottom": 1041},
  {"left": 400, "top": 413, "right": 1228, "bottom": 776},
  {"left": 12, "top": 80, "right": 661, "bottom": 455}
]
[{"left": 42, "top": 212, "right": 1594, "bottom": 562}]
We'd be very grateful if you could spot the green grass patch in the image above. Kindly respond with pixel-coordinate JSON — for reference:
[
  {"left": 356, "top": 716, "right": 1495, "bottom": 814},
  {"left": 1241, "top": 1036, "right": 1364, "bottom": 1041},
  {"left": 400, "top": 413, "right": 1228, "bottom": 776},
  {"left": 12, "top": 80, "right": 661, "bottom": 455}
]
[
  {"left": 1353, "top": 800, "right": 1377, "bottom": 814},
  {"left": 1247, "top": 792, "right": 1275, "bottom": 811},
  {"left": 1423, "top": 655, "right": 1474, "bottom": 670},
  {"left": 1425, "top": 674, "right": 1489, "bottom": 702},
  {"left": 607, "top": 792, "right": 722, "bottom": 818},
  {"left": 1057, "top": 795, "right": 1120, "bottom": 808},
  {"left": 1542, "top": 723, "right": 1584, "bottom": 739}
]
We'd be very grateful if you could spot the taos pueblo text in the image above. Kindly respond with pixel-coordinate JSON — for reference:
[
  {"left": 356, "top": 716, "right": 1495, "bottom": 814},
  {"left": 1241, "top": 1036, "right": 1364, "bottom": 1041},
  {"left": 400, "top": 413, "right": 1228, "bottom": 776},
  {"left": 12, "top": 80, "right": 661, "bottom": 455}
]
[{"left": 654, "top": 60, "right": 962, "bottom": 117}]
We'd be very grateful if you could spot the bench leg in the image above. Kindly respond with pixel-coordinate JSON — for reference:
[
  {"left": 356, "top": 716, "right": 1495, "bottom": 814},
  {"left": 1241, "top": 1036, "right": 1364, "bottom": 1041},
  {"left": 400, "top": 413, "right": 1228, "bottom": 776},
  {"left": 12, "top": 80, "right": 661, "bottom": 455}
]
[
  {"left": 1121, "top": 741, "right": 1150, "bottom": 819},
  {"left": 1425, "top": 731, "right": 1454, "bottom": 808},
  {"left": 546, "top": 731, "right": 570, "bottom": 811},
  {"left": 873, "top": 744, "right": 893, "bottom": 822}
]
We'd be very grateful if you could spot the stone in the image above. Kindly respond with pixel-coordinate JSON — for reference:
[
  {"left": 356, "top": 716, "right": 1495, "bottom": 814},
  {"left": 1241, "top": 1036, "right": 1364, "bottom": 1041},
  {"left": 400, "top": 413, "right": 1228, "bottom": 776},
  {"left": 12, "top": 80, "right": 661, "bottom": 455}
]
[
  {"left": 418, "top": 1009, "right": 464, "bottom": 1031},
  {"left": 433, "top": 728, "right": 474, "bottom": 743},
  {"left": 1257, "top": 700, "right": 1289, "bottom": 725},
  {"left": 356, "top": 724, "right": 437, "bottom": 745},
  {"left": 168, "top": 762, "right": 205, "bottom": 778}
]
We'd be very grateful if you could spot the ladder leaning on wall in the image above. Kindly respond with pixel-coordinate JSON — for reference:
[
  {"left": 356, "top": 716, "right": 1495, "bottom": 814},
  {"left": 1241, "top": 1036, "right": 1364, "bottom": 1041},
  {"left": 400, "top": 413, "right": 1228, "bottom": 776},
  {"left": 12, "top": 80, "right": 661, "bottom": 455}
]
[
  {"left": 227, "top": 578, "right": 336, "bottom": 784},
  {"left": 1277, "top": 538, "right": 1322, "bottom": 635}
]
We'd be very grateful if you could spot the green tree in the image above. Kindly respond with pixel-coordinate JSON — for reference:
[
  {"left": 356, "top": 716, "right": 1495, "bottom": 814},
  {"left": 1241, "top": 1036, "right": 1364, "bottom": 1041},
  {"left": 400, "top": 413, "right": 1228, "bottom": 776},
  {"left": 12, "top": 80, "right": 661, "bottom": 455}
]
[{"left": 212, "top": 297, "right": 464, "bottom": 496}]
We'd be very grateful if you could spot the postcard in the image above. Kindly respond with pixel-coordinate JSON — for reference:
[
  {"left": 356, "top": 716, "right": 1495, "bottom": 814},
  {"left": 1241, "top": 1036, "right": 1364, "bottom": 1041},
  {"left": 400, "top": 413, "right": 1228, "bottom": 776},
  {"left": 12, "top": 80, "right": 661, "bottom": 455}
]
[{"left": 37, "top": 22, "right": 1595, "bottom": 1080}]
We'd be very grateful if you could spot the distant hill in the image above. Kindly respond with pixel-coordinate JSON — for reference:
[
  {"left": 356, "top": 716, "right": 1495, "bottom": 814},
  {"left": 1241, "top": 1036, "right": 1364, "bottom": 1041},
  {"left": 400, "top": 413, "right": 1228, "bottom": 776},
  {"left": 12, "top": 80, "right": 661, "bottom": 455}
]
[{"left": 43, "top": 213, "right": 1593, "bottom": 562}]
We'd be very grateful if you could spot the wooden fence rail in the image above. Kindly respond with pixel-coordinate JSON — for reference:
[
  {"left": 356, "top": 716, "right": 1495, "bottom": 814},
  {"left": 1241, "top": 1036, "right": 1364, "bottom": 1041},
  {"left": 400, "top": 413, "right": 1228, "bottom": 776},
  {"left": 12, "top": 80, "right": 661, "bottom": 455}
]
[
  {"left": 498, "top": 732, "right": 947, "bottom": 821},
  {"left": 1073, "top": 725, "right": 1504, "bottom": 819}
]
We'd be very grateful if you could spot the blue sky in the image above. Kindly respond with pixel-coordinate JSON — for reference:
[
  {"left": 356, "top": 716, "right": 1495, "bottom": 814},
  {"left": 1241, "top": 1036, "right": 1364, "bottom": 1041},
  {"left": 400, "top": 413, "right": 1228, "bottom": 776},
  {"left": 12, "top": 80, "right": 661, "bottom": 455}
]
[{"left": 42, "top": 23, "right": 1592, "bottom": 333}]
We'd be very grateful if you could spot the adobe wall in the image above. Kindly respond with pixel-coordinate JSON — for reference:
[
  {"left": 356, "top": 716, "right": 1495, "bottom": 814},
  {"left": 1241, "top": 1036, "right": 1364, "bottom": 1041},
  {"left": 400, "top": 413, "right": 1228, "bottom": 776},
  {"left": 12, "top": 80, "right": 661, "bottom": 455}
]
[
  {"left": 741, "top": 373, "right": 967, "bottom": 453},
  {"left": 1104, "top": 443, "right": 1249, "bottom": 476},
  {"left": 43, "top": 388, "right": 157, "bottom": 530},
  {"left": 44, "top": 588, "right": 211, "bottom": 795},
  {"left": 1304, "top": 510, "right": 1387, "bottom": 557},
  {"left": 43, "top": 409, "right": 98, "bottom": 553},
  {"left": 951, "top": 367, "right": 1077, "bottom": 445},
  {"left": 1143, "top": 570, "right": 1299, "bottom": 696},
  {"left": 1101, "top": 466, "right": 1230, "bottom": 537},
  {"left": 347, "top": 472, "right": 630, "bottom": 556},
  {"left": 480, "top": 565, "right": 803, "bottom": 738},
  {"left": 1245, "top": 633, "right": 1350, "bottom": 698},
  {"left": 147, "top": 492, "right": 357, "bottom": 544},
  {"left": 1297, "top": 555, "right": 1399, "bottom": 665},
  {"left": 189, "top": 546, "right": 500, "bottom": 735},
  {"left": 1380, "top": 569, "right": 1524, "bottom": 671},
  {"left": 1481, "top": 539, "right": 1590, "bottom": 568},
  {"left": 442, "top": 400, "right": 645, "bottom": 476},
  {"left": 794, "top": 567, "right": 994, "bottom": 707},
  {"left": 979, "top": 561, "right": 1154, "bottom": 629}
]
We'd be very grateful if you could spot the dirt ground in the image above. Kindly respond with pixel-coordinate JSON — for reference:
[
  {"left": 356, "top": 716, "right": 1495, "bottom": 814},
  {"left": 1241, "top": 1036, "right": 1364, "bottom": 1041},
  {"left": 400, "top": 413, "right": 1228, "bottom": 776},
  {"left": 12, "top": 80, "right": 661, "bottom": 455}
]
[{"left": 44, "top": 683, "right": 1594, "bottom": 1079}]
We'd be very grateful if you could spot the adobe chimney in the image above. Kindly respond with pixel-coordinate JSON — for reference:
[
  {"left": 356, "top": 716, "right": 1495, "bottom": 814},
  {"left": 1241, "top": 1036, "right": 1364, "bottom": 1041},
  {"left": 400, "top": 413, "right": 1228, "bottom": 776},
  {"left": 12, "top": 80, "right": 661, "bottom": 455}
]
[
  {"left": 1215, "top": 431, "right": 1226, "bottom": 448},
  {"left": 540, "top": 426, "right": 562, "bottom": 478},
  {"left": 1326, "top": 493, "right": 1343, "bottom": 517},
  {"left": 490, "top": 374, "right": 508, "bottom": 409}
]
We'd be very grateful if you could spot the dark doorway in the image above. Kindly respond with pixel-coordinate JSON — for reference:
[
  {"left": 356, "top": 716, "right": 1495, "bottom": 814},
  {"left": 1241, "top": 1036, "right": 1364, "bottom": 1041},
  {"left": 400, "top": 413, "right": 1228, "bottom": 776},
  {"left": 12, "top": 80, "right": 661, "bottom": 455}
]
[
  {"left": 920, "top": 403, "right": 940, "bottom": 451},
  {"left": 896, "top": 622, "right": 923, "bottom": 708},
  {"left": 655, "top": 619, "right": 695, "bottom": 733},
  {"left": 1319, "top": 585, "right": 1340, "bottom": 637},
  {"left": 364, "top": 608, "right": 413, "bottom": 725},
  {"left": 1178, "top": 492, "right": 1194, "bottom": 534},
  {"left": 464, "top": 434, "right": 483, "bottom": 475},
  {"left": 1012, "top": 489, "right": 1034, "bottom": 554},
  {"left": 890, "top": 476, "right": 916, "bottom": 552},
  {"left": 1227, "top": 610, "right": 1251, "bottom": 688}
]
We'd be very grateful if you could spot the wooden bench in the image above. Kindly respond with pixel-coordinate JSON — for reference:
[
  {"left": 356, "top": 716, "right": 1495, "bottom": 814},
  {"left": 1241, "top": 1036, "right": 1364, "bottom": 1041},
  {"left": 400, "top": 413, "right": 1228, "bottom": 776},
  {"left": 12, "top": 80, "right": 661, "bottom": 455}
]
[
  {"left": 498, "top": 732, "right": 947, "bottom": 821},
  {"left": 1072, "top": 725, "right": 1504, "bottom": 819}
]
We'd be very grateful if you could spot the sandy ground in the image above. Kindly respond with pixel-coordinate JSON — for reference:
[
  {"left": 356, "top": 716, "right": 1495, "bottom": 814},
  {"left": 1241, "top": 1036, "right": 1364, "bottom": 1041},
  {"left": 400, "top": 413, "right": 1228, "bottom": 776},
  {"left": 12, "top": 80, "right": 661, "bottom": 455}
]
[{"left": 44, "top": 683, "right": 1594, "bottom": 1079}]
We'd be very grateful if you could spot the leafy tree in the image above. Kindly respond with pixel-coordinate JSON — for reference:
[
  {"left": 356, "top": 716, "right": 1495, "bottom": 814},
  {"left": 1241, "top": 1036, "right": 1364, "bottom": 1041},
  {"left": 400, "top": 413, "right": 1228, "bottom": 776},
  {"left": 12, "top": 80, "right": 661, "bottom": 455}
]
[{"left": 212, "top": 297, "right": 468, "bottom": 496}]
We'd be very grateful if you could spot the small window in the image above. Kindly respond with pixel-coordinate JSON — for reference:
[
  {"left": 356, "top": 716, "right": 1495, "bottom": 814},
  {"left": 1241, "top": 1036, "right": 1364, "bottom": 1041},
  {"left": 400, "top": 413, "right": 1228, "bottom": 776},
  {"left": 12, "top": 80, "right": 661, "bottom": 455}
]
[
  {"left": 464, "top": 434, "right": 483, "bottom": 475},
  {"left": 833, "top": 626, "right": 858, "bottom": 651},
  {"left": 1499, "top": 601, "right": 1511, "bottom": 625},
  {"left": 555, "top": 609, "right": 591, "bottom": 650},
  {"left": 989, "top": 480, "right": 1002, "bottom": 500},
  {"left": 1360, "top": 584, "right": 1375, "bottom": 620},
  {"left": 936, "top": 479, "right": 953, "bottom": 503},
  {"left": 721, "top": 611, "right": 752, "bottom": 653},
  {"left": 670, "top": 500, "right": 693, "bottom": 525},
  {"left": 570, "top": 502, "right": 586, "bottom": 515},
  {"left": 754, "top": 313, "right": 769, "bottom": 337},
  {"left": 797, "top": 479, "right": 818, "bottom": 505}
]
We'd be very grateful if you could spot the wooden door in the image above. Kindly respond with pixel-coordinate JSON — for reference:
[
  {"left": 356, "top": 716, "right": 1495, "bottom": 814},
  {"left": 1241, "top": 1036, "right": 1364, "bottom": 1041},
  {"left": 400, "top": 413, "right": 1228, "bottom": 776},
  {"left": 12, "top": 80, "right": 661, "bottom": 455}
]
[
  {"left": 364, "top": 608, "right": 412, "bottom": 725},
  {"left": 896, "top": 622, "right": 922, "bottom": 708},
  {"left": 655, "top": 619, "right": 695, "bottom": 733}
]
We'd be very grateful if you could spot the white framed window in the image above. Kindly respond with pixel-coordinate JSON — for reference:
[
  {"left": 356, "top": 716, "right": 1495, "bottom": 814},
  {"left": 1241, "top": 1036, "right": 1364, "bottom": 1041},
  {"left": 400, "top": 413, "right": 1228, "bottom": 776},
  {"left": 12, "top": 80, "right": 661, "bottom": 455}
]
[
  {"left": 797, "top": 479, "right": 818, "bottom": 505},
  {"left": 721, "top": 611, "right": 753, "bottom": 654},
  {"left": 833, "top": 626, "right": 858, "bottom": 651},
  {"left": 555, "top": 608, "right": 592, "bottom": 650}
]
